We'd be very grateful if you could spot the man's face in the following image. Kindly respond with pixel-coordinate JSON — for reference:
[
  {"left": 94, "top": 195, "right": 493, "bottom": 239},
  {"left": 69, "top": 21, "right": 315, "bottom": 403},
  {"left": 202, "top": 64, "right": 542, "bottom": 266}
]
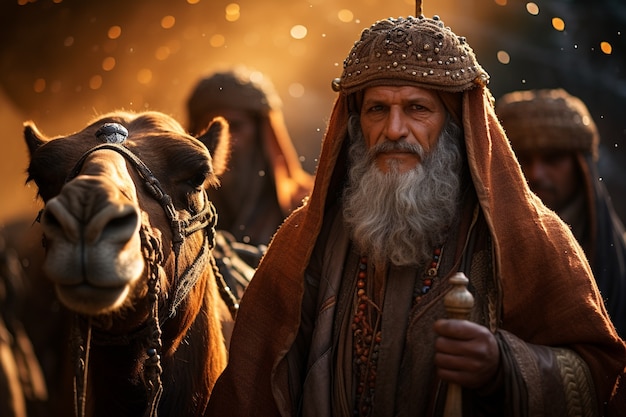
[
  {"left": 516, "top": 150, "right": 580, "bottom": 212},
  {"left": 359, "top": 85, "right": 447, "bottom": 174}
]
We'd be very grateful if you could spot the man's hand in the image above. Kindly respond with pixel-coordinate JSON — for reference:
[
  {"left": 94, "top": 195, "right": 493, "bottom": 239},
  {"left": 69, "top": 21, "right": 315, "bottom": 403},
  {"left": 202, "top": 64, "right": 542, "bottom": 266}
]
[{"left": 433, "top": 319, "right": 500, "bottom": 389}]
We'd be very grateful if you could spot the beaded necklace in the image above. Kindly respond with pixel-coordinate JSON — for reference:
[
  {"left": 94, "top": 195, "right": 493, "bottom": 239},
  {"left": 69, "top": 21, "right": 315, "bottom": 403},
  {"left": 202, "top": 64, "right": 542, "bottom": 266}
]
[
  {"left": 414, "top": 246, "right": 443, "bottom": 304},
  {"left": 352, "top": 255, "right": 381, "bottom": 416},
  {"left": 351, "top": 246, "right": 444, "bottom": 417}
]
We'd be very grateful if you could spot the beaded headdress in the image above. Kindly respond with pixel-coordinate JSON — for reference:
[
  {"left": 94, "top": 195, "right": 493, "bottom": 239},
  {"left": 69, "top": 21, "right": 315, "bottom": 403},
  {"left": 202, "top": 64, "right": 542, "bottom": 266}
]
[
  {"left": 496, "top": 88, "right": 599, "bottom": 160},
  {"left": 332, "top": 14, "right": 489, "bottom": 94}
]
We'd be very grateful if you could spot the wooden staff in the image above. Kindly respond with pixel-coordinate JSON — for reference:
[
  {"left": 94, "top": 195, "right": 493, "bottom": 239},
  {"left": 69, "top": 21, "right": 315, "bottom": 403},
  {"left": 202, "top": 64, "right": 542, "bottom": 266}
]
[{"left": 442, "top": 272, "right": 474, "bottom": 417}]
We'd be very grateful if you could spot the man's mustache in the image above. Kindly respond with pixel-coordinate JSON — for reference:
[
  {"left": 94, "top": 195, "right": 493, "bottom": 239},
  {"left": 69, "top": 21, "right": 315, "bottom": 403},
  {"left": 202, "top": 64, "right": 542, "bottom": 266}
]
[{"left": 370, "top": 141, "right": 425, "bottom": 158}]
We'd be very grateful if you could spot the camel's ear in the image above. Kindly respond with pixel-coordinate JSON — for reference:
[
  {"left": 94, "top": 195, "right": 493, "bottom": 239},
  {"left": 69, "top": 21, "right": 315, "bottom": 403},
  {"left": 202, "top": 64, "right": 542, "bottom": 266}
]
[
  {"left": 23, "top": 122, "right": 47, "bottom": 157},
  {"left": 196, "top": 116, "right": 231, "bottom": 177}
]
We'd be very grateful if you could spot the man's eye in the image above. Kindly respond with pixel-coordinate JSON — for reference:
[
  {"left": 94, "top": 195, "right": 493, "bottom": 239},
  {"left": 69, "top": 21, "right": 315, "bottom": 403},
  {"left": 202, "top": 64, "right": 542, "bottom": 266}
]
[{"left": 367, "top": 105, "right": 384, "bottom": 113}]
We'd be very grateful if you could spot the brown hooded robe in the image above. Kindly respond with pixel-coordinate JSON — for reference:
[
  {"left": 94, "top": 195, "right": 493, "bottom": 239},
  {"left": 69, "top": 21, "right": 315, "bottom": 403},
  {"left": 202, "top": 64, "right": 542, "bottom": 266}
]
[{"left": 205, "top": 85, "right": 626, "bottom": 416}]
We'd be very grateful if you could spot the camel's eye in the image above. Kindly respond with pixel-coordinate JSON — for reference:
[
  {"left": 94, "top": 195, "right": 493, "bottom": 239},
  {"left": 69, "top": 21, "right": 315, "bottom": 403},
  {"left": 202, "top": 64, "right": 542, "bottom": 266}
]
[{"left": 187, "top": 171, "right": 208, "bottom": 190}]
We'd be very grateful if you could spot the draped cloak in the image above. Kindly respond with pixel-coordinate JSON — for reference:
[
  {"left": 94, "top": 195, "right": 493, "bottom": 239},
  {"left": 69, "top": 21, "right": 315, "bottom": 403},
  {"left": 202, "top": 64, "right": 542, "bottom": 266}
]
[{"left": 205, "top": 86, "right": 626, "bottom": 416}]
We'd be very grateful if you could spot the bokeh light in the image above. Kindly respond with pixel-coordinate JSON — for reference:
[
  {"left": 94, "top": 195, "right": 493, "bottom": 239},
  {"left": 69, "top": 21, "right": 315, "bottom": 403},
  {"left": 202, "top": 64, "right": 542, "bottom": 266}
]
[
  {"left": 291, "top": 25, "right": 308, "bottom": 40},
  {"left": 600, "top": 41, "right": 613, "bottom": 54},
  {"left": 337, "top": 9, "right": 354, "bottom": 23},
  {"left": 161, "top": 16, "right": 176, "bottom": 29},
  {"left": 89, "top": 75, "right": 103, "bottom": 90},
  {"left": 102, "top": 57, "right": 116, "bottom": 71},
  {"left": 552, "top": 17, "right": 565, "bottom": 32},
  {"left": 497, "top": 50, "right": 511, "bottom": 64},
  {"left": 288, "top": 82, "right": 305, "bottom": 98},
  {"left": 137, "top": 69, "right": 153, "bottom": 85},
  {"left": 108, "top": 26, "right": 122, "bottom": 40},
  {"left": 225, "top": 3, "right": 240, "bottom": 22},
  {"left": 33, "top": 78, "right": 46, "bottom": 93},
  {"left": 526, "top": 2, "right": 539, "bottom": 16},
  {"left": 210, "top": 34, "right": 226, "bottom": 47},
  {"left": 1, "top": 0, "right": 625, "bottom": 224}
]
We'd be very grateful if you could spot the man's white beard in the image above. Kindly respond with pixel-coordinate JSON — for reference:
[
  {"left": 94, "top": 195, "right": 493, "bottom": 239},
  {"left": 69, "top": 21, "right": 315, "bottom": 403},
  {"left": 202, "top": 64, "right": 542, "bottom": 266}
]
[{"left": 343, "top": 116, "right": 463, "bottom": 267}]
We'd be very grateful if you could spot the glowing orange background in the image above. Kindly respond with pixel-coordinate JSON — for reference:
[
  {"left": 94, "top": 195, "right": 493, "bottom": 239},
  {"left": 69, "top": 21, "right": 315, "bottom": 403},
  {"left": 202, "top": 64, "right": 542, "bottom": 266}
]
[{"left": 1, "top": 0, "right": 624, "bottom": 223}]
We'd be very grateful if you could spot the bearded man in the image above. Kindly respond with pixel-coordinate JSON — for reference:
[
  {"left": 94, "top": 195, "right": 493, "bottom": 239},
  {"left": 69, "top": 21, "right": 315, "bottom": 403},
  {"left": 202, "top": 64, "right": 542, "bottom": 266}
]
[{"left": 205, "top": 14, "right": 626, "bottom": 417}]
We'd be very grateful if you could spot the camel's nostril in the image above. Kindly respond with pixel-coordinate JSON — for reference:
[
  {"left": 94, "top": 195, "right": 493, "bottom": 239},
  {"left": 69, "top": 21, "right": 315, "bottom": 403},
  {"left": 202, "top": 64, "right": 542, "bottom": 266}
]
[
  {"left": 108, "top": 212, "right": 137, "bottom": 230},
  {"left": 41, "top": 198, "right": 81, "bottom": 243},
  {"left": 100, "top": 210, "right": 140, "bottom": 241},
  {"left": 85, "top": 203, "right": 140, "bottom": 244}
]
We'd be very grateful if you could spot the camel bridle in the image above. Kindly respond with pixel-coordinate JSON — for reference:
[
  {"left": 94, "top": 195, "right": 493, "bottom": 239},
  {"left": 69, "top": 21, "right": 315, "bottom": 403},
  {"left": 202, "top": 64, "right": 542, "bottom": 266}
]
[{"left": 50, "top": 131, "right": 238, "bottom": 417}]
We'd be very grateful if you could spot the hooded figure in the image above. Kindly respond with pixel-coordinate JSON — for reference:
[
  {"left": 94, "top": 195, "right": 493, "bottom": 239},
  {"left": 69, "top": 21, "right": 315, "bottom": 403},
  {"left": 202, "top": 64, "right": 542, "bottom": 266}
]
[
  {"left": 206, "top": 15, "right": 626, "bottom": 417},
  {"left": 186, "top": 66, "right": 313, "bottom": 249},
  {"left": 496, "top": 88, "right": 626, "bottom": 336}
]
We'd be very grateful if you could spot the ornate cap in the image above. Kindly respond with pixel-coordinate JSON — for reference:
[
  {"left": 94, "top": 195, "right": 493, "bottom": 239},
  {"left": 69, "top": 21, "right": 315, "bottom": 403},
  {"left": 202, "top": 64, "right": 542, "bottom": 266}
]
[
  {"left": 496, "top": 88, "right": 599, "bottom": 159},
  {"left": 333, "top": 15, "right": 489, "bottom": 94},
  {"left": 186, "top": 66, "right": 282, "bottom": 135}
]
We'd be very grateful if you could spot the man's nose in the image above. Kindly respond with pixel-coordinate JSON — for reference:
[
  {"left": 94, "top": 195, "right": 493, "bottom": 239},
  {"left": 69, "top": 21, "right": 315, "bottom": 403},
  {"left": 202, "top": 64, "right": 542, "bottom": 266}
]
[{"left": 384, "top": 108, "right": 409, "bottom": 141}]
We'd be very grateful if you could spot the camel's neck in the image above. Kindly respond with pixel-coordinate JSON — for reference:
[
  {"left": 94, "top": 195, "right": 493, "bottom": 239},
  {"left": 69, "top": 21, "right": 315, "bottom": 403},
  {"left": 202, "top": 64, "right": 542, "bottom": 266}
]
[{"left": 81, "top": 300, "right": 220, "bottom": 417}]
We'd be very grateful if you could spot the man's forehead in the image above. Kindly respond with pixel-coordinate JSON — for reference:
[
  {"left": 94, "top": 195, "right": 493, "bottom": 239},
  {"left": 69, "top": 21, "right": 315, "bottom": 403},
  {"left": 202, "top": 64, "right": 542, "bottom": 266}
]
[{"left": 362, "top": 85, "right": 440, "bottom": 101}]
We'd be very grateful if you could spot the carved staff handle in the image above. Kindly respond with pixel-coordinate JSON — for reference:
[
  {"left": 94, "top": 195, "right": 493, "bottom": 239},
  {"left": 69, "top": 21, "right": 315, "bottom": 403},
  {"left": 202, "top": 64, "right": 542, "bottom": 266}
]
[{"left": 442, "top": 272, "right": 474, "bottom": 417}]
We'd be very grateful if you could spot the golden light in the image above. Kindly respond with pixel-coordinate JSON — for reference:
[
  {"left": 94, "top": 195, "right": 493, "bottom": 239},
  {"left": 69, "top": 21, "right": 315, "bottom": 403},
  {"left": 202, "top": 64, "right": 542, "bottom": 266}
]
[
  {"left": 338, "top": 9, "right": 354, "bottom": 23},
  {"left": 89, "top": 75, "right": 103, "bottom": 90},
  {"left": 497, "top": 50, "right": 511, "bottom": 64},
  {"left": 155, "top": 46, "right": 170, "bottom": 60},
  {"left": 210, "top": 34, "right": 226, "bottom": 47},
  {"left": 288, "top": 83, "right": 305, "bottom": 98},
  {"left": 494, "top": 0, "right": 507, "bottom": 5},
  {"left": 102, "top": 57, "right": 116, "bottom": 71},
  {"left": 161, "top": 15, "right": 176, "bottom": 29},
  {"left": 290, "top": 25, "right": 308, "bottom": 40},
  {"left": 600, "top": 41, "right": 612, "bottom": 54},
  {"left": 64, "top": 36, "right": 74, "bottom": 47},
  {"left": 225, "top": 3, "right": 241, "bottom": 22},
  {"left": 551, "top": 17, "right": 565, "bottom": 31},
  {"left": 249, "top": 71, "right": 264, "bottom": 84},
  {"left": 526, "top": 2, "right": 539, "bottom": 16},
  {"left": 137, "top": 69, "right": 153, "bottom": 85},
  {"left": 187, "top": 0, "right": 200, "bottom": 4},
  {"left": 33, "top": 78, "right": 46, "bottom": 93},
  {"left": 108, "top": 26, "right": 122, "bottom": 40}
]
